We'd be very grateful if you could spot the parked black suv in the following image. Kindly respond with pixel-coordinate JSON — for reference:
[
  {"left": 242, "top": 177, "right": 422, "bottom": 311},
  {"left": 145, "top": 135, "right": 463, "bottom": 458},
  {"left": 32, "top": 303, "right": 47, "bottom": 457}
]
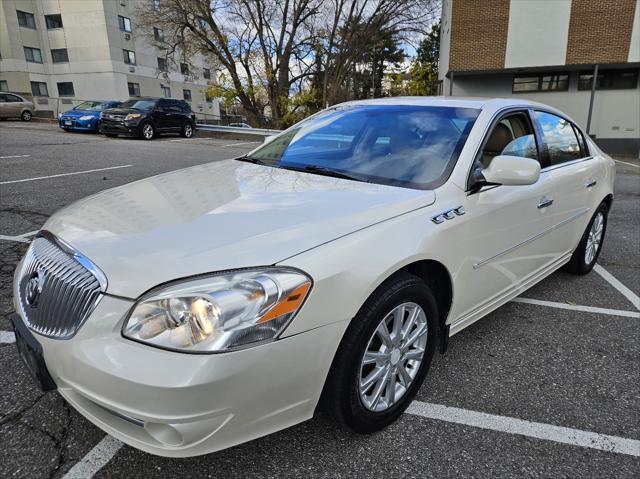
[{"left": 100, "top": 98, "right": 196, "bottom": 140}]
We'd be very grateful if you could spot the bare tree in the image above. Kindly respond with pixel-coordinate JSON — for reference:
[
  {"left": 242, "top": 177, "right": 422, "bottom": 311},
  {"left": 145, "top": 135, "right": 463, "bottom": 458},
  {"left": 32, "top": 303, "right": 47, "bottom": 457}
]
[{"left": 139, "top": 0, "right": 438, "bottom": 128}]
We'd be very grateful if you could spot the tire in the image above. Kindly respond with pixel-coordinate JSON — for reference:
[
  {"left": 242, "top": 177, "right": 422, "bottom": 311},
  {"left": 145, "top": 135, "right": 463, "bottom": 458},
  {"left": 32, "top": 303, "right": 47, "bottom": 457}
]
[
  {"left": 322, "top": 272, "right": 438, "bottom": 433},
  {"left": 105, "top": 133, "right": 118, "bottom": 138},
  {"left": 21, "top": 110, "right": 32, "bottom": 122},
  {"left": 563, "top": 202, "right": 608, "bottom": 275},
  {"left": 140, "top": 122, "right": 155, "bottom": 140},
  {"left": 181, "top": 122, "right": 194, "bottom": 138}
]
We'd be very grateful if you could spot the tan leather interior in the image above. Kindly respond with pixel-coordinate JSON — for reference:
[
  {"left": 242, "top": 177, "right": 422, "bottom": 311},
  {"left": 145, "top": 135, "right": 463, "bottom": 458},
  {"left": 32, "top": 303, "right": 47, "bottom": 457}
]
[{"left": 482, "top": 123, "right": 514, "bottom": 167}]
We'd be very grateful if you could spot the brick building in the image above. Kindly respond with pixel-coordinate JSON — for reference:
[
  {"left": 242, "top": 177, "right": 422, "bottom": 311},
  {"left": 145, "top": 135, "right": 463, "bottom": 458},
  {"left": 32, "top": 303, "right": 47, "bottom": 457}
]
[{"left": 439, "top": 0, "right": 640, "bottom": 155}]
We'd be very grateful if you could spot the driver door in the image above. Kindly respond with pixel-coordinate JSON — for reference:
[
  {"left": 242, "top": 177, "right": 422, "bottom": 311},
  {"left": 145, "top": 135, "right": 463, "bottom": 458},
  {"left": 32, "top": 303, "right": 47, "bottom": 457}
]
[{"left": 448, "top": 110, "right": 559, "bottom": 326}]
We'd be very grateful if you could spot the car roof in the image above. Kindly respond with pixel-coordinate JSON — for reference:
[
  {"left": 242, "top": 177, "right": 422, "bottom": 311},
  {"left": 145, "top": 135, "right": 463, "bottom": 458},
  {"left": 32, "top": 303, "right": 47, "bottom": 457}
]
[{"left": 338, "top": 96, "right": 551, "bottom": 111}]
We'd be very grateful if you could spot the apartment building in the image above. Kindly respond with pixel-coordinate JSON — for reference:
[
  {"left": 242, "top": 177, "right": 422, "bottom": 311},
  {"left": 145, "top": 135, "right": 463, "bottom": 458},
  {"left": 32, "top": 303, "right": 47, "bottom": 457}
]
[
  {"left": 0, "top": 0, "right": 220, "bottom": 119},
  {"left": 439, "top": 0, "right": 640, "bottom": 155}
]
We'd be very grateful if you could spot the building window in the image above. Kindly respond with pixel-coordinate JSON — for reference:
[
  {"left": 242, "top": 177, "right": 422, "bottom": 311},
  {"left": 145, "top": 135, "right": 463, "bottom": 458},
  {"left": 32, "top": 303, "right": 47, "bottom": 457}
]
[
  {"left": 24, "top": 46, "right": 43, "bottom": 64},
  {"left": 183, "top": 89, "right": 192, "bottom": 101},
  {"left": 30, "top": 81, "right": 49, "bottom": 97},
  {"left": 118, "top": 15, "right": 132, "bottom": 32},
  {"left": 161, "top": 85, "right": 171, "bottom": 98},
  {"left": 157, "top": 57, "right": 168, "bottom": 72},
  {"left": 128, "top": 82, "right": 141, "bottom": 97},
  {"left": 205, "top": 91, "right": 214, "bottom": 103},
  {"left": 153, "top": 27, "right": 164, "bottom": 42},
  {"left": 153, "top": 0, "right": 161, "bottom": 11},
  {"left": 0, "top": 80, "right": 8, "bottom": 91},
  {"left": 578, "top": 69, "right": 639, "bottom": 91},
  {"left": 123, "top": 49, "right": 136, "bottom": 65},
  {"left": 180, "top": 63, "right": 189, "bottom": 75},
  {"left": 45, "top": 14, "right": 63, "bottom": 29},
  {"left": 51, "top": 48, "right": 69, "bottom": 63},
  {"left": 513, "top": 73, "right": 569, "bottom": 93},
  {"left": 17, "top": 10, "right": 36, "bottom": 29},
  {"left": 203, "top": 68, "right": 211, "bottom": 80},
  {"left": 57, "top": 82, "right": 75, "bottom": 97}
]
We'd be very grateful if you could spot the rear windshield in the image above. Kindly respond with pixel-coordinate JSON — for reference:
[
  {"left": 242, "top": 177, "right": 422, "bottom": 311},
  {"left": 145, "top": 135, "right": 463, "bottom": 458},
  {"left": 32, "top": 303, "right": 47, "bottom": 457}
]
[
  {"left": 245, "top": 104, "right": 479, "bottom": 189},
  {"left": 119, "top": 99, "right": 156, "bottom": 110}
]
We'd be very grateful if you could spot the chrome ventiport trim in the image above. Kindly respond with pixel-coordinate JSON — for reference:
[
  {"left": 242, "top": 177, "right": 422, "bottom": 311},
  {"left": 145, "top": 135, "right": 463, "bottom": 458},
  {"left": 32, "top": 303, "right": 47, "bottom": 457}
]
[
  {"left": 473, "top": 208, "right": 589, "bottom": 269},
  {"left": 431, "top": 206, "right": 465, "bottom": 224}
]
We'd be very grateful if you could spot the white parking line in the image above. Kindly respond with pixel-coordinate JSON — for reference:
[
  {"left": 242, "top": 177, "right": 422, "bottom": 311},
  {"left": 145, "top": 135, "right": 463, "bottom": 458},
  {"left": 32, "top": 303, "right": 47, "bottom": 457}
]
[
  {"left": 614, "top": 159, "right": 640, "bottom": 169},
  {"left": 0, "top": 154, "right": 30, "bottom": 159},
  {"left": 18, "top": 230, "right": 39, "bottom": 238},
  {"left": 513, "top": 297, "right": 640, "bottom": 318},
  {"left": 0, "top": 331, "right": 16, "bottom": 343},
  {"left": 594, "top": 265, "right": 640, "bottom": 310},
  {"left": 62, "top": 436, "right": 123, "bottom": 479},
  {"left": 0, "top": 234, "right": 31, "bottom": 244},
  {"left": 407, "top": 401, "right": 640, "bottom": 457},
  {"left": 220, "top": 141, "right": 260, "bottom": 148},
  {"left": 0, "top": 165, "right": 132, "bottom": 185}
]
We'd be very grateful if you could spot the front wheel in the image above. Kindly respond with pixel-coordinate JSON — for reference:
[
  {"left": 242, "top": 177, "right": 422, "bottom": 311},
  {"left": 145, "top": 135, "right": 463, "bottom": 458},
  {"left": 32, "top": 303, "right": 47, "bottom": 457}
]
[
  {"left": 564, "top": 202, "right": 608, "bottom": 275},
  {"left": 322, "top": 272, "right": 438, "bottom": 433},
  {"left": 21, "top": 110, "right": 32, "bottom": 122},
  {"left": 140, "top": 122, "right": 155, "bottom": 140}
]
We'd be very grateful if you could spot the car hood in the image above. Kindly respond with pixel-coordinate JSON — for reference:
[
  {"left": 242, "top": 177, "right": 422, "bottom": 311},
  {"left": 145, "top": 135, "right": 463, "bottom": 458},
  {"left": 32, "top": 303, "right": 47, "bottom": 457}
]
[
  {"left": 43, "top": 160, "right": 436, "bottom": 298},
  {"left": 103, "top": 108, "right": 149, "bottom": 115},
  {"left": 62, "top": 109, "right": 99, "bottom": 118}
]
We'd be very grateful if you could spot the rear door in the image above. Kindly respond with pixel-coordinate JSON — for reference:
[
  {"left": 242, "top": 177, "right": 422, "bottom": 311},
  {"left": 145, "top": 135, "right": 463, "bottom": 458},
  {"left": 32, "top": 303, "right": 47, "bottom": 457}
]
[
  {"left": 0, "top": 94, "right": 8, "bottom": 118},
  {"left": 532, "top": 110, "right": 599, "bottom": 257},
  {"left": 153, "top": 99, "right": 172, "bottom": 131}
]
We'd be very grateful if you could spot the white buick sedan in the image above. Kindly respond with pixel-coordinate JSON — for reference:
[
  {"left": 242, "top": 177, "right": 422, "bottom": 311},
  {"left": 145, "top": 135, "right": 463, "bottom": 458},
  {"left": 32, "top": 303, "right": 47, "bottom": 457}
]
[{"left": 12, "top": 98, "right": 614, "bottom": 457}]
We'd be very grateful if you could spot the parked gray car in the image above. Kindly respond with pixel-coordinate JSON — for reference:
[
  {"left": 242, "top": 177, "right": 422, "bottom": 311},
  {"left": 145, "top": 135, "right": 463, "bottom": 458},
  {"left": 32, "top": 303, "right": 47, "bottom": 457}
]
[{"left": 0, "top": 92, "right": 33, "bottom": 121}]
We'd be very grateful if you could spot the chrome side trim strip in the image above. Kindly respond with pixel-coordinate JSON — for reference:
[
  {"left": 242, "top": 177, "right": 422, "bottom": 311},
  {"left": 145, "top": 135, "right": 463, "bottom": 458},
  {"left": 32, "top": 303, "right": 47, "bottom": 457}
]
[
  {"left": 473, "top": 208, "right": 589, "bottom": 269},
  {"left": 540, "top": 156, "right": 593, "bottom": 173}
]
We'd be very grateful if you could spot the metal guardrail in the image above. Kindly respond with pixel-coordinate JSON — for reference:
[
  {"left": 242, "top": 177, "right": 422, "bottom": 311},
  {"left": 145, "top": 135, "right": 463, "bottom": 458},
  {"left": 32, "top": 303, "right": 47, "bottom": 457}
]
[{"left": 196, "top": 123, "right": 281, "bottom": 136}]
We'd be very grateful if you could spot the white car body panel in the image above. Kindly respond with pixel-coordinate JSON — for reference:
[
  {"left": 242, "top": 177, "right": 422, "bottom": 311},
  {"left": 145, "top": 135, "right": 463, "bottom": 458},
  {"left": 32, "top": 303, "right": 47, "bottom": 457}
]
[
  {"left": 12, "top": 97, "right": 615, "bottom": 457},
  {"left": 43, "top": 160, "right": 435, "bottom": 298}
]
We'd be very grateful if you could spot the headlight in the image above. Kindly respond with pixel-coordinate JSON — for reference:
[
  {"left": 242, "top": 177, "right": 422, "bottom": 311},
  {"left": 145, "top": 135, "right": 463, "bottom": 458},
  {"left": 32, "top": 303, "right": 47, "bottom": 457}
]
[
  {"left": 123, "top": 268, "right": 312, "bottom": 353},
  {"left": 125, "top": 113, "right": 142, "bottom": 120},
  {"left": 79, "top": 115, "right": 93, "bottom": 120}
]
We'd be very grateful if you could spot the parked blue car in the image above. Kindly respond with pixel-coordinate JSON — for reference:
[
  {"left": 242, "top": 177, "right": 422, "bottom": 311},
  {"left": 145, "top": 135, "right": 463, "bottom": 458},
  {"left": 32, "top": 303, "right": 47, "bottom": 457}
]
[{"left": 58, "top": 100, "right": 121, "bottom": 132}]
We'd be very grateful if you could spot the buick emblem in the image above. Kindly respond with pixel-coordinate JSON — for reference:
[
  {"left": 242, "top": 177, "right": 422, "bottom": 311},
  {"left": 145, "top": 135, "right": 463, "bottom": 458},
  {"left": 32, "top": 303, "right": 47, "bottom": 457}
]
[{"left": 25, "top": 269, "right": 45, "bottom": 307}]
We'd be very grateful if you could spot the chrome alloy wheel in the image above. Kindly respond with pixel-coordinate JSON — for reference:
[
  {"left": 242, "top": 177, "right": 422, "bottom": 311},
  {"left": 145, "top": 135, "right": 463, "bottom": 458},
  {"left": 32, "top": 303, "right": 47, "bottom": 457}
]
[
  {"left": 184, "top": 123, "right": 193, "bottom": 138},
  {"left": 359, "top": 302, "right": 428, "bottom": 412},
  {"left": 585, "top": 211, "right": 604, "bottom": 265},
  {"left": 142, "top": 123, "right": 154, "bottom": 140}
]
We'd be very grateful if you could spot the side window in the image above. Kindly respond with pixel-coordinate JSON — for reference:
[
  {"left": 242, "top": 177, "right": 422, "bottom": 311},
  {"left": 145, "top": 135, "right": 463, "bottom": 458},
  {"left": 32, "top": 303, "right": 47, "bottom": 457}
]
[
  {"left": 156, "top": 99, "right": 168, "bottom": 111},
  {"left": 535, "top": 111, "right": 583, "bottom": 165},
  {"left": 0, "top": 94, "right": 7, "bottom": 103},
  {"left": 6, "top": 94, "right": 21, "bottom": 102},
  {"left": 480, "top": 112, "right": 538, "bottom": 168}
]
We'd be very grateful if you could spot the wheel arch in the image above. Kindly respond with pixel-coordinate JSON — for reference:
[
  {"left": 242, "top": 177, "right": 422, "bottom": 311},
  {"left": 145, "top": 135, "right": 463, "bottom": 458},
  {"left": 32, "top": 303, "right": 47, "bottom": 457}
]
[
  {"left": 397, "top": 259, "right": 453, "bottom": 353},
  {"left": 602, "top": 193, "right": 613, "bottom": 211}
]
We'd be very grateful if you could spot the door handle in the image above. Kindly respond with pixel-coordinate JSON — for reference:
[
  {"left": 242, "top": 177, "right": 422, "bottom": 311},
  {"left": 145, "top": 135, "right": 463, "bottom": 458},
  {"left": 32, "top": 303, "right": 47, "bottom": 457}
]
[
  {"left": 537, "top": 198, "right": 554, "bottom": 209},
  {"left": 585, "top": 180, "right": 597, "bottom": 188}
]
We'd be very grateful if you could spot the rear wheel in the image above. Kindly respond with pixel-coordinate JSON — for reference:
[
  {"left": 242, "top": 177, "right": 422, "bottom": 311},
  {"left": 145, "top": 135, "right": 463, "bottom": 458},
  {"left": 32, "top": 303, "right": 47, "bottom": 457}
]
[
  {"left": 181, "top": 122, "right": 194, "bottom": 138},
  {"left": 21, "top": 110, "right": 32, "bottom": 122},
  {"left": 564, "top": 202, "right": 608, "bottom": 275},
  {"left": 322, "top": 272, "right": 438, "bottom": 433},
  {"left": 140, "top": 122, "right": 155, "bottom": 140}
]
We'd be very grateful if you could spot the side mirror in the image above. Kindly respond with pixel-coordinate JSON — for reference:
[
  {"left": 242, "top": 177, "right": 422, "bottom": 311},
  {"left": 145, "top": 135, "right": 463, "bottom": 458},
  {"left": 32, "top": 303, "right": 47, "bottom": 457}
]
[{"left": 481, "top": 155, "right": 540, "bottom": 186}]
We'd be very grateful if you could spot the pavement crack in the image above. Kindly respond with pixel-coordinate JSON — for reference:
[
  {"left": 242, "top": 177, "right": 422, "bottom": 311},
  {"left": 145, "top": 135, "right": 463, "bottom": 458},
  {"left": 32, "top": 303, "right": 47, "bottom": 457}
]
[{"left": 0, "top": 392, "right": 46, "bottom": 427}]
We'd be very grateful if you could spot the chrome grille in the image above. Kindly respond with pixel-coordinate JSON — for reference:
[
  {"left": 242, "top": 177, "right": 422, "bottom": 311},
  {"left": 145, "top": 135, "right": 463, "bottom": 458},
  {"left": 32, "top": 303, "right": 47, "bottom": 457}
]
[{"left": 16, "top": 234, "right": 105, "bottom": 339}]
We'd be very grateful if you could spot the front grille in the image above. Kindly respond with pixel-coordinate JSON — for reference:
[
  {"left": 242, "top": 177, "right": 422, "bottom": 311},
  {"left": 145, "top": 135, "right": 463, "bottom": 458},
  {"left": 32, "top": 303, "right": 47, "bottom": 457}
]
[
  {"left": 16, "top": 234, "right": 105, "bottom": 339},
  {"left": 102, "top": 113, "right": 126, "bottom": 121}
]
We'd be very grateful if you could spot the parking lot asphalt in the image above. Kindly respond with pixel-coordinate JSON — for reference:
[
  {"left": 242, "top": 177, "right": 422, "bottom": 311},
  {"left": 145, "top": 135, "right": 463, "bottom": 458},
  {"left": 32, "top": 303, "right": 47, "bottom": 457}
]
[{"left": 0, "top": 121, "right": 638, "bottom": 478}]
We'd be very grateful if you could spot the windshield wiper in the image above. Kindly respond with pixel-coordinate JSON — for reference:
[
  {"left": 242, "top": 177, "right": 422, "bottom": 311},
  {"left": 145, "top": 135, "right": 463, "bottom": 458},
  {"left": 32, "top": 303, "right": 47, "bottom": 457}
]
[
  {"left": 234, "top": 155, "right": 267, "bottom": 165},
  {"left": 283, "top": 165, "right": 369, "bottom": 183}
]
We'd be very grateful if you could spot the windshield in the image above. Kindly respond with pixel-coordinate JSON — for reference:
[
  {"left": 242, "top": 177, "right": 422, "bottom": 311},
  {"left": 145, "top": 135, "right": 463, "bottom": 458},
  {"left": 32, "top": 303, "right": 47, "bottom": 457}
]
[
  {"left": 245, "top": 104, "right": 479, "bottom": 189},
  {"left": 119, "top": 99, "right": 156, "bottom": 110},
  {"left": 73, "top": 101, "right": 113, "bottom": 112}
]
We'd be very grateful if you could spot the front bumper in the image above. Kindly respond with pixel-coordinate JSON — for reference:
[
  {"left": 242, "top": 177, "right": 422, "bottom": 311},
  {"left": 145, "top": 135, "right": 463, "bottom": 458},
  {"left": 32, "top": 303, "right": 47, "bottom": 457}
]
[
  {"left": 99, "top": 120, "right": 141, "bottom": 137},
  {"left": 13, "top": 295, "right": 347, "bottom": 457},
  {"left": 59, "top": 118, "right": 98, "bottom": 131}
]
